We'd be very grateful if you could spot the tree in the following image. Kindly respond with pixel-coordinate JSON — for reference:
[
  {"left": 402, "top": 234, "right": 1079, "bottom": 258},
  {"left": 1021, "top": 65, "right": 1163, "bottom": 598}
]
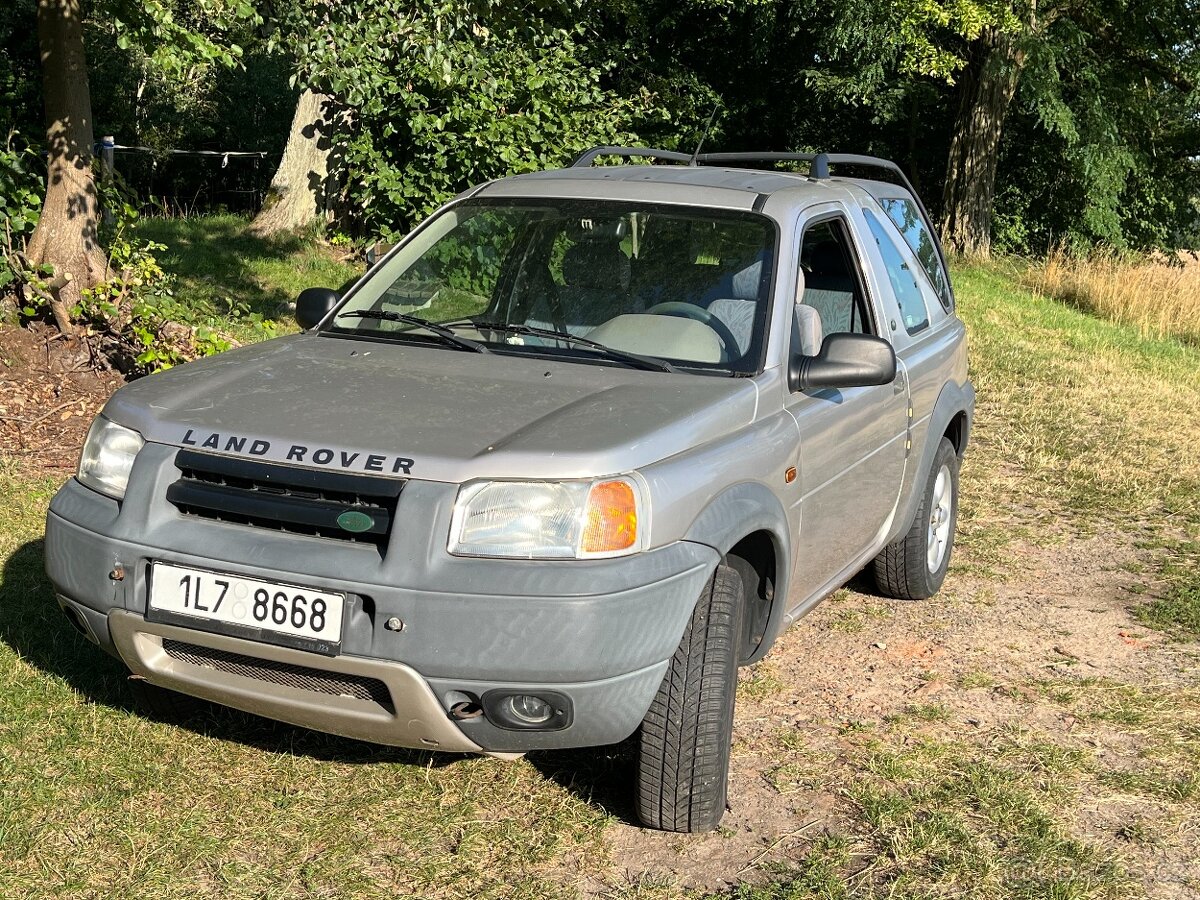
[
  {"left": 23, "top": 0, "right": 256, "bottom": 332},
  {"left": 941, "top": 0, "right": 1199, "bottom": 256},
  {"left": 26, "top": 0, "right": 106, "bottom": 332},
  {"left": 286, "top": 0, "right": 655, "bottom": 238},
  {"left": 250, "top": 88, "right": 337, "bottom": 235}
]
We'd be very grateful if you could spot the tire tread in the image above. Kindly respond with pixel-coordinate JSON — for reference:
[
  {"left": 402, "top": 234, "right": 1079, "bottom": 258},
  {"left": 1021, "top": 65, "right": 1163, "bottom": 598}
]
[{"left": 636, "top": 565, "right": 741, "bottom": 832}]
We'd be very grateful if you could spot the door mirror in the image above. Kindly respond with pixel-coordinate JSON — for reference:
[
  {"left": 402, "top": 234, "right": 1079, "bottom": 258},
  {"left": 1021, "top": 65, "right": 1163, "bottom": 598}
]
[
  {"left": 789, "top": 332, "right": 897, "bottom": 392},
  {"left": 295, "top": 287, "right": 340, "bottom": 330}
]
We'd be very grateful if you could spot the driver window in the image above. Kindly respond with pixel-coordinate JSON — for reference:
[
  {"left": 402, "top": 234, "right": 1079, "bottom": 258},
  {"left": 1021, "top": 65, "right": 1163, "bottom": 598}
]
[{"left": 798, "top": 218, "right": 874, "bottom": 336}]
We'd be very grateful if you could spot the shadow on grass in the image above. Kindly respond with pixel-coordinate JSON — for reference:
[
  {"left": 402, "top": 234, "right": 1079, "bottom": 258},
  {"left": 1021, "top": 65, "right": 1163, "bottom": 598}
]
[
  {"left": 0, "top": 538, "right": 455, "bottom": 770},
  {"left": 528, "top": 740, "right": 642, "bottom": 827},
  {"left": 137, "top": 215, "right": 362, "bottom": 321}
]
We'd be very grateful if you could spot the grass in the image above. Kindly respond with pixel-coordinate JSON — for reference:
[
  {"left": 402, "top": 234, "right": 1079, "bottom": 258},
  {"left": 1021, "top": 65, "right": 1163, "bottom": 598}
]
[
  {"left": 718, "top": 259, "right": 1200, "bottom": 898},
  {"left": 946, "top": 262, "right": 1200, "bottom": 619},
  {"left": 136, "top": 214, "right": 361, "bottom": 340},
  {"left": 732, "top": 721, "right": 1131, "bottom": 900},
  {"left": 1026, "top": 249, "right": 1200, "bottom": 346},
  {"left": 5, "top": 218, "right": 1200, "bottom": 898},
  {"left": 1131, "top": 539, "right": 1200, "bottom": 640}
]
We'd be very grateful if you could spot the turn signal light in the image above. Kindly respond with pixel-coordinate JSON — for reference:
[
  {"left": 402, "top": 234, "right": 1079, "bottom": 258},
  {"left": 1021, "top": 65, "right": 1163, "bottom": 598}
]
[{"left": 581, "top": 480, "right": 638, "bottom": 554}]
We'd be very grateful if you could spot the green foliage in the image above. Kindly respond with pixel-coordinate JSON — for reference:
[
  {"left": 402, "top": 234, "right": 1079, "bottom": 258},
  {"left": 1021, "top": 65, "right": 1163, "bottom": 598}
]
[
  {"left": 291, "top": 2, "right": 653, "bottom": 237},
  {"left": 58, "top": 180, "right": 273, "bottom": 375},
  {"left": 0, "top": 133, "right": 43, "bottom": 289},
  {"left": 991, "top": 2, "right": 1200, "bottom": 254},
  {"left": 7, "top": 0, "right": 1200, "bottom": 258},
  {"left": 87, "top": 3, "right": 292, "bottom": 156},
  {"left": 794, "top": 0, "right": 1016, "bottom": 107},
  {"left": 101, "top": 0, "right": 260, "bottom": 75}
]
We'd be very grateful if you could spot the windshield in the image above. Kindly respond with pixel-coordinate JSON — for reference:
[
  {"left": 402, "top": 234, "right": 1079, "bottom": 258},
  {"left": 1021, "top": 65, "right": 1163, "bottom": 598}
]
[{"left": 329, "top": 200, "right": 777, "bottom": 374}]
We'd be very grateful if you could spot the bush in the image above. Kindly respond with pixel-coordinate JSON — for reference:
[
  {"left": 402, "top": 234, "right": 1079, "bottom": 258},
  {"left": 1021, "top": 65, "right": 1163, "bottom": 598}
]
[
  {"left": 15, "top": 172, "right": 274, "bottom": 375},
  {"left": 0, "top": 133, "right": 44, "bottom": 290}
]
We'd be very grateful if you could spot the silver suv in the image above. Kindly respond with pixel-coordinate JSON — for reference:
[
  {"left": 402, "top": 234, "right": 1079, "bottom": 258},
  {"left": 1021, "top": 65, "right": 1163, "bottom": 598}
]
[{"left": 46, "top": 148, "right": 974, "bottom": 832}]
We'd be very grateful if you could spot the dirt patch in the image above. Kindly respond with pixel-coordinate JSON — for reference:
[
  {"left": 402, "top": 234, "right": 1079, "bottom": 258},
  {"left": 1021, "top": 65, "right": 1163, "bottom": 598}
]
[
  {"left": 591, "top": 530, "right": 1200, "bottom": 896},
  {"left": 0, "top": 323, "right": 123, "bottom": 474}
]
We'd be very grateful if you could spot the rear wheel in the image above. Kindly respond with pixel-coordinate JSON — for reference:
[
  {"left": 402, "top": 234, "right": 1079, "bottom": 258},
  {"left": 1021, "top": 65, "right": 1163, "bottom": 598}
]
[
  {"left": 635, "top": 563, "right": 742, "bottom": 832},
  {"left": 872, "top": 437, "right": 959, "bottom": 600}
]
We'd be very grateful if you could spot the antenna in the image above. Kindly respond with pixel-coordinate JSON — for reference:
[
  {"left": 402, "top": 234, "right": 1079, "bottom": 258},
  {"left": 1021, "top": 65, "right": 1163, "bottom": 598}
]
[{"left": 689, "top": 105, "right": 719, "bottom": 166}]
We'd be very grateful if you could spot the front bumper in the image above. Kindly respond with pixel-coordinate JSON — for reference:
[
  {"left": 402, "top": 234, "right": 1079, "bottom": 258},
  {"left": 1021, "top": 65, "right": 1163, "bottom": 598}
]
[
  {"left": 109, "top": 610, "right": 483, "bottom": 752},
  {"left": 46, "top": 458, "right": 719, "bottom": 753}
]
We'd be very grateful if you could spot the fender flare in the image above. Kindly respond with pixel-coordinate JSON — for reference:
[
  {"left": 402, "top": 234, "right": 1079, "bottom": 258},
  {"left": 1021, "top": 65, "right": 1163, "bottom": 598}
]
[
  {"left": 893, "top": 380, "right": 975, "bottom": 540},
  {"left": 682, "top": 481, "right": 793, "bottom": 665}
]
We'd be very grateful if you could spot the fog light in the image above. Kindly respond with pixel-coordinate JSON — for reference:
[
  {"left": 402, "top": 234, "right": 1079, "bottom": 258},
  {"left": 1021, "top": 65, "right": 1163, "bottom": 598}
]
[
  {"left": 480, "top": 690, "right": 572, "bottom": 731},
  {"left": 506, "top": 694, "right": 553, "bottom": 725}
]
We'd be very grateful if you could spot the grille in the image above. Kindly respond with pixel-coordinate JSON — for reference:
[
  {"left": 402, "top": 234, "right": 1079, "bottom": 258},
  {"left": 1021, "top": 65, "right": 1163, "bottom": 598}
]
[
  {"left": 168, "top": 449, "right": 403, "bottom": 546},
  {"left": 162, "top": 638, "right": 393, "bottom": 709}
]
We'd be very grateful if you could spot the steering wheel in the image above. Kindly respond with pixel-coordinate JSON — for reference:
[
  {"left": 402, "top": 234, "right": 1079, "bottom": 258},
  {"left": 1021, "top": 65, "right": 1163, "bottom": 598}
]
[{"left": 644, "top": 302, "right": 741, "bottom": 361}]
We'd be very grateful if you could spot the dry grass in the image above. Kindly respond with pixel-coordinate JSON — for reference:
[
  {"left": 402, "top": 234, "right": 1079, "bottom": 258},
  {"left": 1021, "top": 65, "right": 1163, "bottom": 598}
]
[{"left": 1026, "top": 249, "right": 1200, "bottom": 346}]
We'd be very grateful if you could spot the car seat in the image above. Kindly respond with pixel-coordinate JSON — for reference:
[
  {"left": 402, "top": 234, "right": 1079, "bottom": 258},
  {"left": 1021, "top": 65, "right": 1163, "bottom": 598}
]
[
  {"left": 704, "top": 259, "right": 764, "bottom": 358},
  {"left": 801, "top": 241, "right": 857, "bottom": 333}
]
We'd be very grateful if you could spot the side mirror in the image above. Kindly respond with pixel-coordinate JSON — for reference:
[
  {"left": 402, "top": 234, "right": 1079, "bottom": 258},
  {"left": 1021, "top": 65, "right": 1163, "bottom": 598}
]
[
  {"left": 788, "top": 332, "right": 897, "bottom": 392},
  {"left": 295, "top": 287, "right": 340, "bottom": 330}
]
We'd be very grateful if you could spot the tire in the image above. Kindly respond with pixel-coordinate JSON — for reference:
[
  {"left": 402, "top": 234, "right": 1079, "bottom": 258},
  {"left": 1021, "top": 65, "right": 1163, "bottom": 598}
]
[
  {"left": 872, "top": 436, "right": 960, "bottom": 600},
  {"left": 127, "top": 676, "right": 205, "bottom": 721},
  {"left": 636, "top": 563, "right": 743, "bottom": 832}
]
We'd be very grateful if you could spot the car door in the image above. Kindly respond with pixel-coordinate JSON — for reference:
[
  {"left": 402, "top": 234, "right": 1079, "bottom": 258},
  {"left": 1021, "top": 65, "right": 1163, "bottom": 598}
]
[{"left": 784, "top": 204, "right": 910, "bottom": 608}]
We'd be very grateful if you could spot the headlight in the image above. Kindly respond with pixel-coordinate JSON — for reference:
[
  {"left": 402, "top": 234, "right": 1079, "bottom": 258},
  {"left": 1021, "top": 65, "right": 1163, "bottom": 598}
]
[
  {"left": 78, "top": 416, "right": 144, "bottom": 499},
  {"left": 449, "top": 476, "right": 647, "bottom": 559}
]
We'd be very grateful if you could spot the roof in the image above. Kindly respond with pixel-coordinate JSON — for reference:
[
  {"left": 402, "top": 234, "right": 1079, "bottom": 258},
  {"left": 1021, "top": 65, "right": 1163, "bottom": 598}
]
[
  {"left": 475, "top": 164, "right": 854, "bottom": 211},
  {"left": 473, "top": 147, "right": 927, "bottom": 212},
  {"left": 504, "top": 164, "right": 816, "bottom": 195}
]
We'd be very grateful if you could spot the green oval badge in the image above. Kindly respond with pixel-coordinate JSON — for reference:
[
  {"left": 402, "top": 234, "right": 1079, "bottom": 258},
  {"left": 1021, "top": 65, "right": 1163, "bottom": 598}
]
[{"left": 336, "top": 510, "right": 375, "bottom": 534}]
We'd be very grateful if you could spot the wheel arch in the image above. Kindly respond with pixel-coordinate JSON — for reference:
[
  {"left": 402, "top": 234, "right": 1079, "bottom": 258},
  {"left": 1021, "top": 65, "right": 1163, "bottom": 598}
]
[
  {"left": 894, "top": 380, "right": 974, "bottom": 540},
  {"left": 681, "top": 481, "right": 792, "bottom": 665}
]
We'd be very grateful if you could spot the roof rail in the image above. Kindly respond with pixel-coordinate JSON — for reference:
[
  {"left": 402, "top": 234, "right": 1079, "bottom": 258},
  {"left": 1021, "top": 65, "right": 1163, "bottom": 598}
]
[
  {"left": 571, "top": 146, "right": 694, "bottom": 168},
  {"left": 574, "top": 147, "right": 913, "bottom": 194},
  {"left": 696, "top": 151, "right": 913, "bottom": 190}
]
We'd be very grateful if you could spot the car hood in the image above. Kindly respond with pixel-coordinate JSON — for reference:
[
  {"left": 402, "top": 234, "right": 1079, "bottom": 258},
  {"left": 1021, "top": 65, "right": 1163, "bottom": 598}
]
[{"left": 104, "top": 333, "right": 759, "bottom": 482}]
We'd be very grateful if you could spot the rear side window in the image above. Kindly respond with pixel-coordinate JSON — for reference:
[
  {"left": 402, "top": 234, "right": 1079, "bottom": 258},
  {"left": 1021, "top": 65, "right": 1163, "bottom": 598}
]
[
  {"left": 863, "top": 209, "right": 929, "bottom": 336},
  {"left": 878, "top": 198, "right": 952, "bottom": 311}
]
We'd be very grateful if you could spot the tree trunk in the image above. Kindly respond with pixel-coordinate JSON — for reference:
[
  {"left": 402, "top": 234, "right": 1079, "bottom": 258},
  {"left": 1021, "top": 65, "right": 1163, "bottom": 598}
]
[
  {"left": 250, "top": 89, "right": 337, "bottom": 236},
  {"left": 939, "top": 27, "right": 1026, "bottom": 258},
  {"left": 26, "top": 0, "right": 107, "bottom": 334}
]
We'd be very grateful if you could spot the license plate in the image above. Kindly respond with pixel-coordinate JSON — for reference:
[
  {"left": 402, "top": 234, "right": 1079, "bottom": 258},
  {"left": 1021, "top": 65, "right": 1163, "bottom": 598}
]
[{"left": 149, "top": 562, "right": 345, "bottom": 645}]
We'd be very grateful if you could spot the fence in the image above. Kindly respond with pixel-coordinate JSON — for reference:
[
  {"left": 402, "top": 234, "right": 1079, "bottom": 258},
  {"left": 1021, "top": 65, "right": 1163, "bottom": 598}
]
[{"left": 97, "top": 136, "right": 279, "bottom": 216}]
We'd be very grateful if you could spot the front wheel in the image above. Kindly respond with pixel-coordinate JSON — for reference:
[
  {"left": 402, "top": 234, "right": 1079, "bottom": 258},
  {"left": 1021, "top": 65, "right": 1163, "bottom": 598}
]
[
  {"left": 635, "top": 564, "right": 743, "bottom": 832},
  {"left": 872, "top": 437, "right": 960, "bottom": 600}
]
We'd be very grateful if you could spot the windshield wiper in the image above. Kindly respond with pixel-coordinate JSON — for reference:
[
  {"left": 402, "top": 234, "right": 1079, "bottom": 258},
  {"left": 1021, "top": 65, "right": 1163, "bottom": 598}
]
[
  {"left": 335, "top": 310, "right": 488, "bottom": 353},
  {"left": 450, "top": 320, "right": 677, "bottom": 374}
]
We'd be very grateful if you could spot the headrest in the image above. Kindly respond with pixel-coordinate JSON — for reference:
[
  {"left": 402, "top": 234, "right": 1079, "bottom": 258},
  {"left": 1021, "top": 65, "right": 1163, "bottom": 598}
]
[
  {"left": 562, "top": 242, "right": 631, "bottom": 291},
  {"left": 809, "top": 241, "right": 845, "bottom": 276}
]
